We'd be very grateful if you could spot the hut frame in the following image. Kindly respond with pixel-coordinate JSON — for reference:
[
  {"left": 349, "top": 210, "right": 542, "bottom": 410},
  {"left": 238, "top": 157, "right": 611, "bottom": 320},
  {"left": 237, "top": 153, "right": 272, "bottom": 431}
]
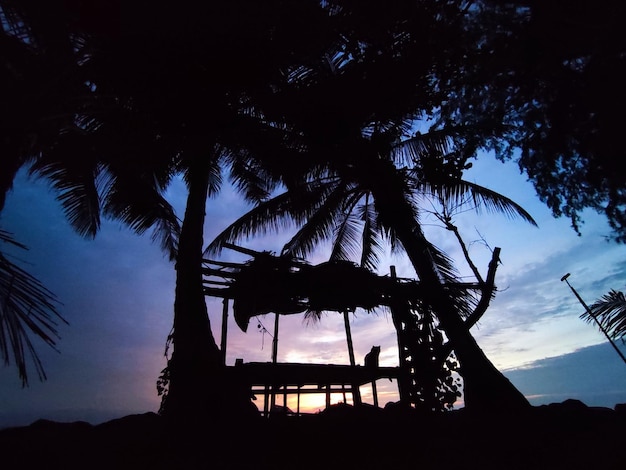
[{"left": 204, "top": 243, "right": 499, "bottom": 416}]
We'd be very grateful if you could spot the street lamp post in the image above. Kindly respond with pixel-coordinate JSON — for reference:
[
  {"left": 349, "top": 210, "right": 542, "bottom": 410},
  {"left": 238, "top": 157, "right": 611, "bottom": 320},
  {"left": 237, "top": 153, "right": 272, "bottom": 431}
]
[{"left": 561, "top": 273, "right": 626, "bottom": 365}]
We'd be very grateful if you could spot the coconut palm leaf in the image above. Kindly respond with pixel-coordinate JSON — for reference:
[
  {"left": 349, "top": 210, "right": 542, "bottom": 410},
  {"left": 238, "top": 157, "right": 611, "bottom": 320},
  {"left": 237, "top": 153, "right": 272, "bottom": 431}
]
[
  {"left": 418, "top": 178, "right": 538, "bottom": 226},
  {"left": 392, "top": 129, "right": 456, "bottom": 167},
  {"left": 28, "top": 144, "right": 102, "bottom": 238},
  {"left": 101, "top": 175, "right": 181, "bottom": 261},
  {"left": 284, "top": 181, "right": 360, "bottom": 260},
  {"left": 357, "top": 196, "right": 384, "bottom": 272},
  {"left": 228, "top": 157, "right": 275, "bottom": 204},
  {"left": 329, "top": 212, "right": 363, "bottom": 263},
  {"left": 328, "top": 194, "right": 368, "bottom": 265},
  {"left": 30, "top": 117, "right": 184, "bottom": 260},
  {"left": 583, "top": 289, "right": 626, "bottom": 341},
  {"left": 205, "top": 179, "right": 342, "bottom": 256},
  {"left": 0, "top": 229, "right": 65, "bottom": 385}
]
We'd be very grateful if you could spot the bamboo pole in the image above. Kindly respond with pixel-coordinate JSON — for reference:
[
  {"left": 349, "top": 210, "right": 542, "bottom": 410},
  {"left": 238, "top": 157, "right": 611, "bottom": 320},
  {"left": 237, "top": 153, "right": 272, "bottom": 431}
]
[
  {"left": 270, "top": 312, "right": 280, "bottom": 412},
  {"left": 389, "top": 265, "right": 411, "bottom": 405},
  {"left": 344, "top": 311, "right": 356, "bottom": 366},
  {"left": 220, "top": 298, "right": 228, "bottom": 366},
  {"left": 343, "top": 309, "right": 362, "bottom": 406}
]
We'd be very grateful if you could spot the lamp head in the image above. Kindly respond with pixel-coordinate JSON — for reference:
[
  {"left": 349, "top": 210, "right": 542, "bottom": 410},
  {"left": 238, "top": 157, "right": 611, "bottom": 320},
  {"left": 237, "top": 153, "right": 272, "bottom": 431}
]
[{"left": 560, "top": 273, "right": 571, "bottom": 282}]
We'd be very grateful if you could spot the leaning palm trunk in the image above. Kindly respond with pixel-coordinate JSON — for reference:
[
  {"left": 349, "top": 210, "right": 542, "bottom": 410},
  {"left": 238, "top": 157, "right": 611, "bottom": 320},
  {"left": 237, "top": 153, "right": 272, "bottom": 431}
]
[
  {"left": 371, "top": 172, "right": 529, "bottom": 411},
  {"left": 402, "top": 229, "right": 529, "bottom": 410}
]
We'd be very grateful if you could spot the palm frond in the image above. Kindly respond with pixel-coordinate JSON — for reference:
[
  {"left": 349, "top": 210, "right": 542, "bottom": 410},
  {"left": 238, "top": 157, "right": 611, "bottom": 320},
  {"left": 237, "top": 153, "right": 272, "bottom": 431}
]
[
  {"left": 328, "top": 193, "right": 367, "bottom": 264},
  {"left": 0, "top": 153, "right": 28, "bottom": 213},
  {"left": 100, "top": 168, "right": 181, "bottom": 261},
  {"left": 357, "top": 196, "right": 384, "bottom": 272},
  {"left": 583, "top": 289, "right": 626, "bottom": 340},
  {"left": 422, "top": 238, "right": 460, "bottom": 286},
  {"left": 150, "top": 213, "right": 181, "bottom": 261},
  {"left": 0, "top": 229, "right": 65, "bottom": 386},
  {"left": 392, "top": 130, "right": 455, "bottom": 167},
  {"left": 228, "top": 157, "right": 275, "bottom": 203},
  {"left": 282, "top": 181, "right": 356, "bottom": 259},
  {"left": 406, "top": 228, "right": 476, "bottom": 320},
  {"left": 28, "top": 140, "right": 102, "bottom": 238},
  {"left": 205, "top": 179, "right": 340, "bottom": 256},
  {"left": 420, "top": 179, "right": 537, "bottom": 226},
  {"left": 205, "top": 154, "right": 224, "bottom": 199}
]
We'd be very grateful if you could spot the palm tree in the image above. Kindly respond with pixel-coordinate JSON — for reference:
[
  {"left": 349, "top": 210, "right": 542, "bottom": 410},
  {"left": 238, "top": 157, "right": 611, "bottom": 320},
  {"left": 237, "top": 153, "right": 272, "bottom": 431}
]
[
  {"left": 223, "top": 2, "right": 539, "bottom": 408},
  {"left": 1, "top": 0, "right": 541, "bottom": 415},
  {"left": 1, "top": 0, "right": 347, "bottom": 422},
  {"left": 0, "top": 0, "right": 108, "bottom": 383},
  {"left": 583, "top": 289, "right": 626, "bottom": 342},
  {"left": 208, "top": 125, "right": 535, "bottom": 410}
]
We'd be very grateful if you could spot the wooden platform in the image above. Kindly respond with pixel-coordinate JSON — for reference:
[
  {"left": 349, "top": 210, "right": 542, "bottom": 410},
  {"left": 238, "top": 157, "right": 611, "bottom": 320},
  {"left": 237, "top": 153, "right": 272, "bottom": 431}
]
[{"left": 227, "top": 361, "right": 400, "bottom": 415}]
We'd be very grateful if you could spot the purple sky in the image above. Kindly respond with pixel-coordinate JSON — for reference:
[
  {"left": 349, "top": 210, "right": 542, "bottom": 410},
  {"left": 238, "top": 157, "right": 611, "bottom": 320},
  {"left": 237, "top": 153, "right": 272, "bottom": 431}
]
[{"left": 1, "top": 155, "right": 626, "bottom": 428}]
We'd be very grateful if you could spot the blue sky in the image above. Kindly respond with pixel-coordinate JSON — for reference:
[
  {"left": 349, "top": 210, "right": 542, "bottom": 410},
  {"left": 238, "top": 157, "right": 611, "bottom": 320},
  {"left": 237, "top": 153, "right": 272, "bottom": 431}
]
[{"left": 1, "top": 154, "right": 625, "bottom": 428}]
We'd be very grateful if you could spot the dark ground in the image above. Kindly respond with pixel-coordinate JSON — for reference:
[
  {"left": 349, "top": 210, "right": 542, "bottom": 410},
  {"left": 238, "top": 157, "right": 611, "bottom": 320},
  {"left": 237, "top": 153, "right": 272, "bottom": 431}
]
[{"left": 1, "top": 399, "right": 624, "bottom": 469}]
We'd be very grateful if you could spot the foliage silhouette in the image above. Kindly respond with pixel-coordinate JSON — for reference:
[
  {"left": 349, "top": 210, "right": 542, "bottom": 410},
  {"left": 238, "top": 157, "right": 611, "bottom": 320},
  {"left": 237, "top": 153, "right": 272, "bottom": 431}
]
[
  {"left": 1, "top": 0, "right": 625, "bottom": 418},
  {"left": 206, "top": 17, "right": 537, "bottom": 407},
  {"left": 438, "top": 1, "right": 626, "bottom": 241},
  {"left": 584, "top": 289, "right": 626, "bottom": 342},
  {"left": 0, "top": 230, "right": 64, "bottom": 385},
  {"left": 208, "top": 131, "right": 535, "bottom": 410}
]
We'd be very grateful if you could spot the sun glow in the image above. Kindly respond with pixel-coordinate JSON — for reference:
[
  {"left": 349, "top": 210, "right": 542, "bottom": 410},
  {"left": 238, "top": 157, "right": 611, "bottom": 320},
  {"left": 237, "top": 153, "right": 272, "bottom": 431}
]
[{"left": 250, "top": 379, "right": 402, "bottom": 416}]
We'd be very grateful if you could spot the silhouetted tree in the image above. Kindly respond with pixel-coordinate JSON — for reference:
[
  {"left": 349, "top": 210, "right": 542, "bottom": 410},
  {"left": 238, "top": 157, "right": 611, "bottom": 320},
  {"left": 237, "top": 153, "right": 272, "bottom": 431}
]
[
  {"left": 209, "top": 127, "right": 535, "bottom": 410},
  {"left": 0, "top": 0, "right": 85, "bottom": 210},
  {"left": 0, "top": 0, "right": 107, "bottom": 383},
  {"left": 3, "top": 0, "right": 623, "bottom": 416},
  {"left": 437, "top": 1, "right": 626, "bottom": 242},
  {"left": 0, "top": 0, "right": 333, "bottom": 416},
  {"left": 205, "top": 2, "right": 542, "bottom": 408}
]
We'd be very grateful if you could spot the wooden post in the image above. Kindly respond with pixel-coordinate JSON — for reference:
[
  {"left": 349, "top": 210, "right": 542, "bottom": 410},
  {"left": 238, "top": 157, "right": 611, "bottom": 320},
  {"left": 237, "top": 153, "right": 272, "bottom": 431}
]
[
  {"left": 272, "top": 312, "right": 280, "bottom": 363},
  {"left": 263, "top": 387, "right": 270, "bottom": 417},
  {"left": 270, "top": 312, "right": 280, "bottom": 412},
  {"left": 220, "top": 298, "right": 229, "bottom": 366},
  {"left": 372, "top": 381, "right": 378, "bottom": 407},
  {"left": 326, "top": 384, "right": 331, "bottom": 409},
  {"left": 389, "top": 265, "right": 411, "bottom": 405},
  {"left": 344, "top": 311, "right": 356, "bottom": 366},
  {"left": 297, "top": 386, "right": 301, "bottom": 416},
  {"left": 343, "top": 310, "right": 362, "bottom": 406}
]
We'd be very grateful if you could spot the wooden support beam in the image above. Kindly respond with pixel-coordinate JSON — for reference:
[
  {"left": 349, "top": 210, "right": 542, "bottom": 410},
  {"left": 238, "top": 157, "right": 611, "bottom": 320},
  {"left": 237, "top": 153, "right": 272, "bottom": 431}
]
[
  {"left": 201, "top": 267, "right": 239, "bottom": 278},
  {"left": 203, "top": 287, "right": 232, "bottom": 298},
  {"left": 203, "top": 259, "right": 247, "bottom": 269},
  {"left": 223, "top": 242, "right": 265, "bottom": 257},
  {"left": 202, "top": 280, "right": 231, "bottom": 286},
  {"left": 220, "top": 298, "right": 229, "bottom": 366}
]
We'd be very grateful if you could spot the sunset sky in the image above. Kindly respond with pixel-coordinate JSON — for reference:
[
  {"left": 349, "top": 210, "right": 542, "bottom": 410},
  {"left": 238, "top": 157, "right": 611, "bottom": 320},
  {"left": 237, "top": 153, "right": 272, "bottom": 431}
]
[{"left": 1, "top": 153, "right": 625, "bottom": 428}]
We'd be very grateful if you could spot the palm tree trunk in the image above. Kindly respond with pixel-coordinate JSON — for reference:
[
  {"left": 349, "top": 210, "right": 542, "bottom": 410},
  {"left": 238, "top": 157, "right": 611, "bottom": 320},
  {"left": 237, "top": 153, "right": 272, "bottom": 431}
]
[
  {"left": 401, "top": 225, "right": 528, "bottom": 410},
  {"left": 372, "top": 178, "right": 529, "bottom": 411},
  {"left": 161, "top": 160, "right": 222, "bottom": 420}
]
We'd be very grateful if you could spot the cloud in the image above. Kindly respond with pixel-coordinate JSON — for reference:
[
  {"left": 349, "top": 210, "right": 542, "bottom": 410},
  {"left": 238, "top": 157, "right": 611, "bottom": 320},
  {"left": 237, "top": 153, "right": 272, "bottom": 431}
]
[{"left": 503, "top": 342, "right": 626, "bottom": 408}]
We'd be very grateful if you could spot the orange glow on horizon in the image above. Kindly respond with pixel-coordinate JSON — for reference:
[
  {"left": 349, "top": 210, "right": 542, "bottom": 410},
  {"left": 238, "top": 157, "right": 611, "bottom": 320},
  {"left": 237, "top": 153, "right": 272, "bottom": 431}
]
[{"left": 251, "top": 379, "right": 401, "bottom": 415}]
